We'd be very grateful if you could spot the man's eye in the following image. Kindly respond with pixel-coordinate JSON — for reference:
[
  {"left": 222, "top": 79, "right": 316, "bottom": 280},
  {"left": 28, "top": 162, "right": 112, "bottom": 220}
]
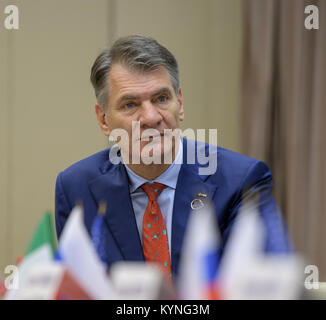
[
  {"left": 157, "top": 95, "right": 168, "bottom": 103},
  {"left": 124, "top": 102, "right": 135, "bottom": 109}
]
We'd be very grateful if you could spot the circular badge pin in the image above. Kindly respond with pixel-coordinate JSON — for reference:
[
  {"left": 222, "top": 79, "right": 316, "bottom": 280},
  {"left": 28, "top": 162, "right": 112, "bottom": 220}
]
[{"left": 191, "top": 198, "right": 205, "bottom": 211}]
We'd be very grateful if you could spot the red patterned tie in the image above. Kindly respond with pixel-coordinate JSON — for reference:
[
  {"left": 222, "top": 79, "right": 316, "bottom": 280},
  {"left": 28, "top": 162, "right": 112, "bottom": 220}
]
[{"left": 141, "top": 182, "right": 172, "bottom": 280}]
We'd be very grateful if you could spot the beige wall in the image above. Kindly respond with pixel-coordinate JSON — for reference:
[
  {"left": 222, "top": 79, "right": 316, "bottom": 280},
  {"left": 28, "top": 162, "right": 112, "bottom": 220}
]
[
  {"left": 0, "top": 0, "right": 110, "bottom": 272},
  {"left": 114, "top": 0, "right": 243, "bottom": 149},
  {"left": 0, "top": 0, "right": 243, "bottom": 273},
  {"left": 0, "top": 0, "right": 10, "bottom": 275}
]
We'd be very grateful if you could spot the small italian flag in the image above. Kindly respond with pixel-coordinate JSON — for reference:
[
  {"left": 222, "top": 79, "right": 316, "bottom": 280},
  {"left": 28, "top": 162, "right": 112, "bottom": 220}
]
[
  {"left": 4, "top": 212, "right": 56, "bottom": 299},
  {"left": 25, "top": 212, "right": 56, "bottom": 258}
]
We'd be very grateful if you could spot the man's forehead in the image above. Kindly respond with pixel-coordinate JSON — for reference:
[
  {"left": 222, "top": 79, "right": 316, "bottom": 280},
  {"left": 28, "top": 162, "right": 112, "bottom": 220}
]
[{"left": 109, "top": 64, "right": 173, "bottom": 94}]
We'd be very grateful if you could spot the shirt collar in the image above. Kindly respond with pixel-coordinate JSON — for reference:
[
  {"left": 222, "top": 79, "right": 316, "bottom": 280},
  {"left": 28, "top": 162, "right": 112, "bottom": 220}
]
[{"left": 124, "top": 138, "right": 183, "bottom": 193}]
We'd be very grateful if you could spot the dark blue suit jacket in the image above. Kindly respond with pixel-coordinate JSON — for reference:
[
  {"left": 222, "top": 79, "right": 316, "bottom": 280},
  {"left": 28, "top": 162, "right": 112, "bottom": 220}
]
[{"left": 55, "top": 139, "right": 292, "bottom": 277}]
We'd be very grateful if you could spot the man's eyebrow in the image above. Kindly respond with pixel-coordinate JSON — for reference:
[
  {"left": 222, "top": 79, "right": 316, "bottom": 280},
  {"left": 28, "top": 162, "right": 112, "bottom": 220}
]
[
  {"left": 151, "top": 87, "right": 173, "bottom": 97},
  {"left": 116, "top": 94, "right": 139, "bottom": 105}
]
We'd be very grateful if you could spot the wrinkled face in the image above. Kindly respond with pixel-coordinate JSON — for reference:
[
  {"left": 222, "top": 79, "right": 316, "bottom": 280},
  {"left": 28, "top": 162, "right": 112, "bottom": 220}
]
[{"left": 95, "top": 63, "right": 184, "bottom": 164}]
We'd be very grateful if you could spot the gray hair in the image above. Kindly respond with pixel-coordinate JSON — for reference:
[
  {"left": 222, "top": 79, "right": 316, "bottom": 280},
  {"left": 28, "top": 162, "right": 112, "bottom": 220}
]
[{"left": 90, "top": 35, "right": 180, "bottom": 110}]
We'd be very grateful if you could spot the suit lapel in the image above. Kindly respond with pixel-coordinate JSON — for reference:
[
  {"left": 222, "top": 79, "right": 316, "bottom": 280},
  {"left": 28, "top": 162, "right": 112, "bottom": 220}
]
[
  {"left": 88, "top": 162, "right": 144, "bottom": 262},
  {"left": 171, "top": 139, "right": 219, "bottom": 276}
]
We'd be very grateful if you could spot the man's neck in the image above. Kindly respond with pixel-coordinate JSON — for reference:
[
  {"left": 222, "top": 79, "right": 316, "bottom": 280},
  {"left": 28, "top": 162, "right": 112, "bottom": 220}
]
[
  {"left": 124, "top": 138, "right": 181, "bottom": 180},
  {"left": 126, "top": 163, "right": 172, "bottom": 180}
]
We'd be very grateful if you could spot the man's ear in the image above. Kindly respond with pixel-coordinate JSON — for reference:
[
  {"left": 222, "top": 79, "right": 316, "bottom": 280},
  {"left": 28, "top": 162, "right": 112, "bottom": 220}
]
[
  {"left": 95, "top": 103, "right": 111, "bottom": 136},
  {"left": 177, "top": 88, "right": 184, "bottom": 121}
]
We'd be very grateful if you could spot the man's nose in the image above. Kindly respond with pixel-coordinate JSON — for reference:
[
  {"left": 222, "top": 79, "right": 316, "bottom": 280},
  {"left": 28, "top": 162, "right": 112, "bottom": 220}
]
[{"left": 139, "top": 101, "right": 163, "bottom": 128}]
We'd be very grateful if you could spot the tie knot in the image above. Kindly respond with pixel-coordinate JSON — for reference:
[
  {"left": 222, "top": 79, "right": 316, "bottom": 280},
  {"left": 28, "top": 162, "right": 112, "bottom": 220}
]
[{"left": 141, "top": 182, "right": 165, "bottom": 201}]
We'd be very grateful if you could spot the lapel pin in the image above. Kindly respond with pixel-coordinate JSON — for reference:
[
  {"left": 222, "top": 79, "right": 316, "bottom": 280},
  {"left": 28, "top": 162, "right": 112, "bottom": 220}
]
[
  {"left": 197, "top": 193, "right": 207, "bottom": 198},
  {"left": 191, "top": 198, "right": 205, "bottom": 211},
  {"left": 98, "top": 201, "right": 107, "bottom": 215}
]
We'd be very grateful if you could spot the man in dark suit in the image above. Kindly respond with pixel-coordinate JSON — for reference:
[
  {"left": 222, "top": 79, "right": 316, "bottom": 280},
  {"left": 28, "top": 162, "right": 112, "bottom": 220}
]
[{"left": 55, "top": 35, "right": 291, "bottom": 280}]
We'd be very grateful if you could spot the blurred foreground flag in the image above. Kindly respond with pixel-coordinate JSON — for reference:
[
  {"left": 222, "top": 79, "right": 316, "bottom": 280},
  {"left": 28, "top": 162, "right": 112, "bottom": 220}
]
[
  {"left": 177, "top": 201, "right": 222, "bottom": 300},
  {"left": 218, "top": 200, "right": 303, "bottom": 299},
  {"left": 58, "top": 205, "right": 111, "bottom": 300},
  {"left": 12, "top": 262, "right": 92, "bottom": 300},
  {"left": 4, "top": 212, "right": 56, "bottom": 299},
  {"left": 0, "top": 276, "right": 7, "bottom": 299},
  {"left": 25, "top": 211, "right": 56, "bottom": 257},
  {"left": 91, "top": 202, "right": 107, "bottom": 264},
  {"left": 110, "top": 262, "right": 176, "bottom": 300}
]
